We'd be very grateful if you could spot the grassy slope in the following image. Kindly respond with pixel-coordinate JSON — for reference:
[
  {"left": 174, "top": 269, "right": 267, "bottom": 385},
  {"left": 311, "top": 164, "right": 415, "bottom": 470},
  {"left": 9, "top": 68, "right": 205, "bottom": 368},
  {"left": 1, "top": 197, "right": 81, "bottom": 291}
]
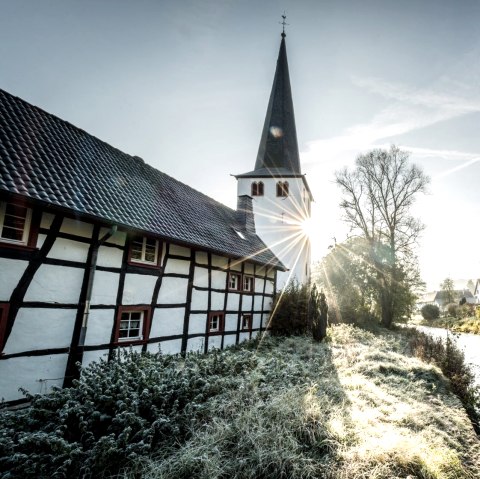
[
  {"left": 137, "top": 325, "right": 480, "bottom": 479},
  {"left": 415, "top": 316, "right": 480, "bottom": 335}
]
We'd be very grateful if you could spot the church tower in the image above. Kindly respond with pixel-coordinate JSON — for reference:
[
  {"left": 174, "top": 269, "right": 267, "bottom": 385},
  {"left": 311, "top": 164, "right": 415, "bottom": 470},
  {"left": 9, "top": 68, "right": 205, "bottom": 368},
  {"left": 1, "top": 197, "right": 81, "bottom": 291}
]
[{"left": 235, "top": 29, "right": 312, "bottom": 287}]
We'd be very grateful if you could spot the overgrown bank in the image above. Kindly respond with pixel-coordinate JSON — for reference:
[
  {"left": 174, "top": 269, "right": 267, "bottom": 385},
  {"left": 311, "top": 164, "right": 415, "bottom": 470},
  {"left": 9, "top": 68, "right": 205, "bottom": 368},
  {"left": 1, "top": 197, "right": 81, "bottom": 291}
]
[{"left": 1, "top": 326, "right": 480, "bottom": 479}]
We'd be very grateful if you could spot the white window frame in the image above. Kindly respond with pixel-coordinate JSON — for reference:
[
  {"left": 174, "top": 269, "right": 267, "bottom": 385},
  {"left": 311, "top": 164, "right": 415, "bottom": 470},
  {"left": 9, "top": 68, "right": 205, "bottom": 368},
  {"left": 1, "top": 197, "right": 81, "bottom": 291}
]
[
  {"left": 130, "top": 236, "right": 159, "bottom": 265},
  {"left": 0, "top": 201, "right": 32, "bottom": 245},
  {"left": 241, "top": 314, "right": 252, "bottom": 331},
  {"left": 229, "top": 273, "right": 241, "bottom": 291},
  {"left": 118, "top": 310, "right": 144, "bottom": 342},
  {"left": 208, "top": 312, "right": 224, "bottom": 333},
  {"left": 243, "top": 275, "right": 254, "bottom": 293}
]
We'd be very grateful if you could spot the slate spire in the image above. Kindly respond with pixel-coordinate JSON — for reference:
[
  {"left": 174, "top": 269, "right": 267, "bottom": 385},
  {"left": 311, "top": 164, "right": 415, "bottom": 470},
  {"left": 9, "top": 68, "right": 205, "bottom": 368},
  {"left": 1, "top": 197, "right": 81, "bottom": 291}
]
[{"left": 254, "top": 33, "right": 301, "bottom": 174}]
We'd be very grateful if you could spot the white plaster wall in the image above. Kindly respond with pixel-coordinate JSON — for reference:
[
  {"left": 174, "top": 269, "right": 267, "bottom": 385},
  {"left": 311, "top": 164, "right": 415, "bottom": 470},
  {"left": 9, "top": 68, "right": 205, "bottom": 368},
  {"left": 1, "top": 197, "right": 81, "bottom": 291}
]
[
  {"left": 254, "top": 295, "right": 264, "bottom": 310},
  {"left": 211, "top": 255, "right": 228, "bottom": 269},
  {"left": 254, "top": 279, "right": 265, "bottom": 294},
  {"left": 90, "top": 271, "right": 120, "bottom": 305},
  {"left": 239, "top": 332, "right": 249, "bottom": 343},
  {"left": 100, "top": 228, "right": 126, "bottom": 246},
  {"left": 265, "top": 280, "right": 274, "bottom": 295},
  {"left": 251, "top": 331, "right": 259, "bottom": 340},
  {"left": 4, "top": 308, "right": 76, "bottom": 354},
  {"left": 47, "top": 238, "right": 89, "bottom": 263},
  {"left": 24, "top": 265, "right": 83, "bottom": 304},
  {"left": 82, "top": 349, "right": 109, "bottom": 368},
  {"left": 157, "top": 277, "right": 189, "bottom": 304},
  {"left": 84, "top": 309, "right": 115, "bottom": 346},
  {"left": 223, "top": 334, "right": 236, "bottom": 348},
  {"left": 225, "top": 314, "right": 238, "bottom": 331},
  {"left": 211, "top": 270, "right": 227, "bottom": 290},
  {"left": 188, "top": 314, "right": 206, "bottom": 335},
  {"left": 36, "top": 233, "right": 47, "bottom": 249},
  {"left": 210, "top": 292, "right": 224, "bottom": 310},
  {"left": 40, "top": 212, "right": 55, "bottom": 229},
  {"left": 244, "top": 263, "right": 254, "bottom": 275},
  {"left": 208, "top": 335, "right": 222, "bottom": 350},
  {"left": 253, "top": 314, "right": 261, "bottom": 329},
  {"left": 123, "top": 273, "right": 157, "bottom": 304},
  {"left": 169, "top": 244, "right": 190, "bottom": 257},
  {"left": 97, "top": 245, "right": 123, "bottom": 268},
  {"left": 164, "top": 258, "right": 190, "bottom": 276},
  {"left": 152, "top": 338, "right": 182, "bottom": 355},
  {"left": 230, "top": 261, "right": 242, "bottom": 272},
  {"left": 186, "top": 336, "right": 204, "bottom": 353},
  {"left": 242, "top": 295, "right": 253, "bottom": 311},
  {"left": 60, "top": 218, "right": 93, "bottom": 238},
  {"left": 193, "top": 267, "right": 209, "bottom": 288},
  {"left": 196, "top": 251, "right": 208, "bottom": 265},
  {"left": 0, "top": 258, "right": 28, "bottom": 301},
  {"left": 150, "top": 307, "right": 185, "bottom": 337},
  {"left": 190, "top": 290, "right": 209, "bottom": 311},
  {"left": 227, "top": 293, "right": 240, "bottom": 311},
  {"left": 0, "top": 354, "right": 68, "bottom": 402}
]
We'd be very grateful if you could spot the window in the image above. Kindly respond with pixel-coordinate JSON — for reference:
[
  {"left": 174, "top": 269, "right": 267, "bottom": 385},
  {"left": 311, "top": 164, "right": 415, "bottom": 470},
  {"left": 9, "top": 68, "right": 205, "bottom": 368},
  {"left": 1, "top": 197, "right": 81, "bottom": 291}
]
[
  {"left": 251, "top": 181, "right": 264, "bottom": 196},
  {"left": 229, "top": 273, "right": 241, "bottom": 291},
  {"left": 115, "top": 307, "right": 150, "bottom": 344},
  {"left": 208, "top": 312, "right": 224, "bottom": 334},
  {"left": 129, "top": 236, "right": 160, "bottom": 266},
  {"left": 0, "top": 303, "right": 10, "bottom": 353},
  {"left": 243, "top": 275, "right": 254, "bottom": 293},
  {"left": 0, "top": 201, "right": 33, "bottom": 246},
  {"left": 241, "top": 314, "right": 252, "bottom": 331},
  {"left": 276, "top": 181, "right": 289, "bottom": 197}
]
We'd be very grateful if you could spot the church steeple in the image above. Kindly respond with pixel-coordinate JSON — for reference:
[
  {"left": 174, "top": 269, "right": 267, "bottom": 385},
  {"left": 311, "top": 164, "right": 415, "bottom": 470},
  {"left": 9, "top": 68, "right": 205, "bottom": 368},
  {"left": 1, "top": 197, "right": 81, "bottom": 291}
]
[{"left": 254, "top": 32, "right": 301, "bottom": 174}]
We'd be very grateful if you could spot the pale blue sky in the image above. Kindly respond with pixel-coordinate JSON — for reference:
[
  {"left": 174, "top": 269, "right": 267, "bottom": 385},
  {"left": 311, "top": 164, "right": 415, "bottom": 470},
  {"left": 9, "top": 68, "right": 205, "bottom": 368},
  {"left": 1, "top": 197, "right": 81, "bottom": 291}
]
[{"left": 1, "top": 0, "right": 479, "bottom": 289}]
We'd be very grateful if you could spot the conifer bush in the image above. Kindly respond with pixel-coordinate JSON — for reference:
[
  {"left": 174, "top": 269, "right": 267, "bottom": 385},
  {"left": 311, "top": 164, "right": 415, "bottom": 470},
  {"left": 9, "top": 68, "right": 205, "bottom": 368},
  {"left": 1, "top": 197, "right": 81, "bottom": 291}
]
[{"left": 269, "top": 282, "right": 327, "bottom": 340}]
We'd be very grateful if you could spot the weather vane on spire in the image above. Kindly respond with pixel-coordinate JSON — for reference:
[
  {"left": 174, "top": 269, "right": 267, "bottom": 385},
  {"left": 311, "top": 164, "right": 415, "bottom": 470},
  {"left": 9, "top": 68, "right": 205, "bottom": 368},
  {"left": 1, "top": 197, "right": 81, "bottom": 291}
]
[{"left": 280, "top": 12, "right": 289, "bottom": 37}]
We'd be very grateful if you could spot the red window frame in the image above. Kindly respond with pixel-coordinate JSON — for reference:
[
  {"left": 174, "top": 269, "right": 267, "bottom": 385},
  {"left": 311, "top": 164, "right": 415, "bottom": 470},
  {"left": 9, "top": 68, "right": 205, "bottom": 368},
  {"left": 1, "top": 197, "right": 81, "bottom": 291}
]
[
  {"left": 243, "top": 275, "right": 255, "bottom": 293},
  {"left": 0, "top": 303, "right": 10, "bottom": 353},
  {"left": 208, "top": 311, "right": 225, "bottom": 335},
  {"left": 241, "top": 314, "right": 252, "bottom": 331},
  {"left": 228, "top": 273, "right": 241, "bottom": 291},
  {"left": 114, "top": 306, "right": 151, "bottom": 345},
  {"left": 0, "top": 200, "right": 39, "bottom": 250},
  {"left": 127, "top": 235, "right": 161, "bottom": 268}
]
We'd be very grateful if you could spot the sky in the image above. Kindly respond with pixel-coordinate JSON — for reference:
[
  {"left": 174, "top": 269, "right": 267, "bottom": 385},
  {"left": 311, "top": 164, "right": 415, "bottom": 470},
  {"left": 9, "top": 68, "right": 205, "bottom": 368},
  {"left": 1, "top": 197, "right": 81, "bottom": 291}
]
[{"left": 1, "top": 0, "right": 479, "bottom": 291}]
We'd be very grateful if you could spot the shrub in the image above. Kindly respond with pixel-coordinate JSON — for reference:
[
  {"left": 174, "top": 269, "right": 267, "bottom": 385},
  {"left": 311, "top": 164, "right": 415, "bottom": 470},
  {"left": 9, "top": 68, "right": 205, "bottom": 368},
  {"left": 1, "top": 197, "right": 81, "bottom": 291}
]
[
  {"left": 447, "top": 303, "right": 458, "bottom": 318},
  {"left": 0, "top": 347, "right": 262, "bottom": 478},
  {"left": 420, "top": 303, "right": 440, "bottom": 320}
]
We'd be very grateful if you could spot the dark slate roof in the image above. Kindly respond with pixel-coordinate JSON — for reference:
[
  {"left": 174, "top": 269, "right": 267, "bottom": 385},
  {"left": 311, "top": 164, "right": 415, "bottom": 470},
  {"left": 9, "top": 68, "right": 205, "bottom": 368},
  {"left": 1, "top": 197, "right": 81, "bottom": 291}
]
[
  {"left": 0, "top": 88, "right": 284, "bottom": 269},
  {"left": 253, "top": 35, "right": 301, "bottom": 174}
]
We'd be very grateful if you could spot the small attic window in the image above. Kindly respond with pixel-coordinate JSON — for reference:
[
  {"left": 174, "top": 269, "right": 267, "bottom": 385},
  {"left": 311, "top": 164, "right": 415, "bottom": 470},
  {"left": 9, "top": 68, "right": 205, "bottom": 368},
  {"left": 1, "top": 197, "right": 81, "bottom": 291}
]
[{"left": 233, "top": 229, "right": 246, "bottom": 240}]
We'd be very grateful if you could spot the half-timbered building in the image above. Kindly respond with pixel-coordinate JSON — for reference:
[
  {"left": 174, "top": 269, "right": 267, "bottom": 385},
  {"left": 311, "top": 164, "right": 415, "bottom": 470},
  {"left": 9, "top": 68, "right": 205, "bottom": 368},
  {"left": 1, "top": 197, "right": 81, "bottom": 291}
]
[{"left": 0, "top": 86, "right": 285, "bottom": 403}]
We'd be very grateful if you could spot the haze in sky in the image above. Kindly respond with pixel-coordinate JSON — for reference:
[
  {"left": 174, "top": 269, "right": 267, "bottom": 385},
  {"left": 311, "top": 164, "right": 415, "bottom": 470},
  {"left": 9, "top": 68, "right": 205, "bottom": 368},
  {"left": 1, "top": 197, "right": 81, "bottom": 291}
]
[{"left": 1, "top": 0, "right": 479, "bottom": 291}]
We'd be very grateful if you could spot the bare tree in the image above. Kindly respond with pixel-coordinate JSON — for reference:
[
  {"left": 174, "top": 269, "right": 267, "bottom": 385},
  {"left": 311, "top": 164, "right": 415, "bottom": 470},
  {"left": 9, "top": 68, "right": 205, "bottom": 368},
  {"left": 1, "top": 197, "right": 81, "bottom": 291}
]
[
  {"left": 335, "top": 146, "right": 429, "bottom": 328},
  {"left": 440, "top": 277, "right": 456, "bottom": 306}
]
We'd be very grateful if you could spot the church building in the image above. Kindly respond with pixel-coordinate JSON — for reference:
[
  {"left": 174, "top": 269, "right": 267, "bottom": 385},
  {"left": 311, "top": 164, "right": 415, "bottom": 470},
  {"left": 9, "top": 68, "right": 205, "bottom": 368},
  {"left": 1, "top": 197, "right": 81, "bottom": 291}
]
[
  {"left": 235, "top": 31, "right": 312, "bottom": 286},
  {"left": 0, "top": 31, "right": 309, "bottom": 404}
]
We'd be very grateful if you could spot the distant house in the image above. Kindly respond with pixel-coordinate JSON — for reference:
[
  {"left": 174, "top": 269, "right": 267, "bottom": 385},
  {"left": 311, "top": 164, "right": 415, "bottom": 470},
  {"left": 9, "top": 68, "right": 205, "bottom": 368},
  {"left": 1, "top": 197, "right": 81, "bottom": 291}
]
[{"left": 417, "top": 289, "right": 475, "bottom": 311}]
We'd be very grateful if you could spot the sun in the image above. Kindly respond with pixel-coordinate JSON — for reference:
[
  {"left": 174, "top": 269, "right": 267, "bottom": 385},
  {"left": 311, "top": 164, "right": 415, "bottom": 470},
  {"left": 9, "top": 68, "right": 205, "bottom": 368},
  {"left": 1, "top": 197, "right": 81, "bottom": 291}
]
[{"left": 300, "top": 217, "right": 316, "bottom": 240}]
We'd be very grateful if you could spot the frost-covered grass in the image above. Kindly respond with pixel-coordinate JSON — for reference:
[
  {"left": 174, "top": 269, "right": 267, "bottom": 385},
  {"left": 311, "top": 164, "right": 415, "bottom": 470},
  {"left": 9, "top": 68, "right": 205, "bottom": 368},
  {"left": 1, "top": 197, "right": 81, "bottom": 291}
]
[{"left": 1, "top": 326, "right": 480, "bottom": 478}]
